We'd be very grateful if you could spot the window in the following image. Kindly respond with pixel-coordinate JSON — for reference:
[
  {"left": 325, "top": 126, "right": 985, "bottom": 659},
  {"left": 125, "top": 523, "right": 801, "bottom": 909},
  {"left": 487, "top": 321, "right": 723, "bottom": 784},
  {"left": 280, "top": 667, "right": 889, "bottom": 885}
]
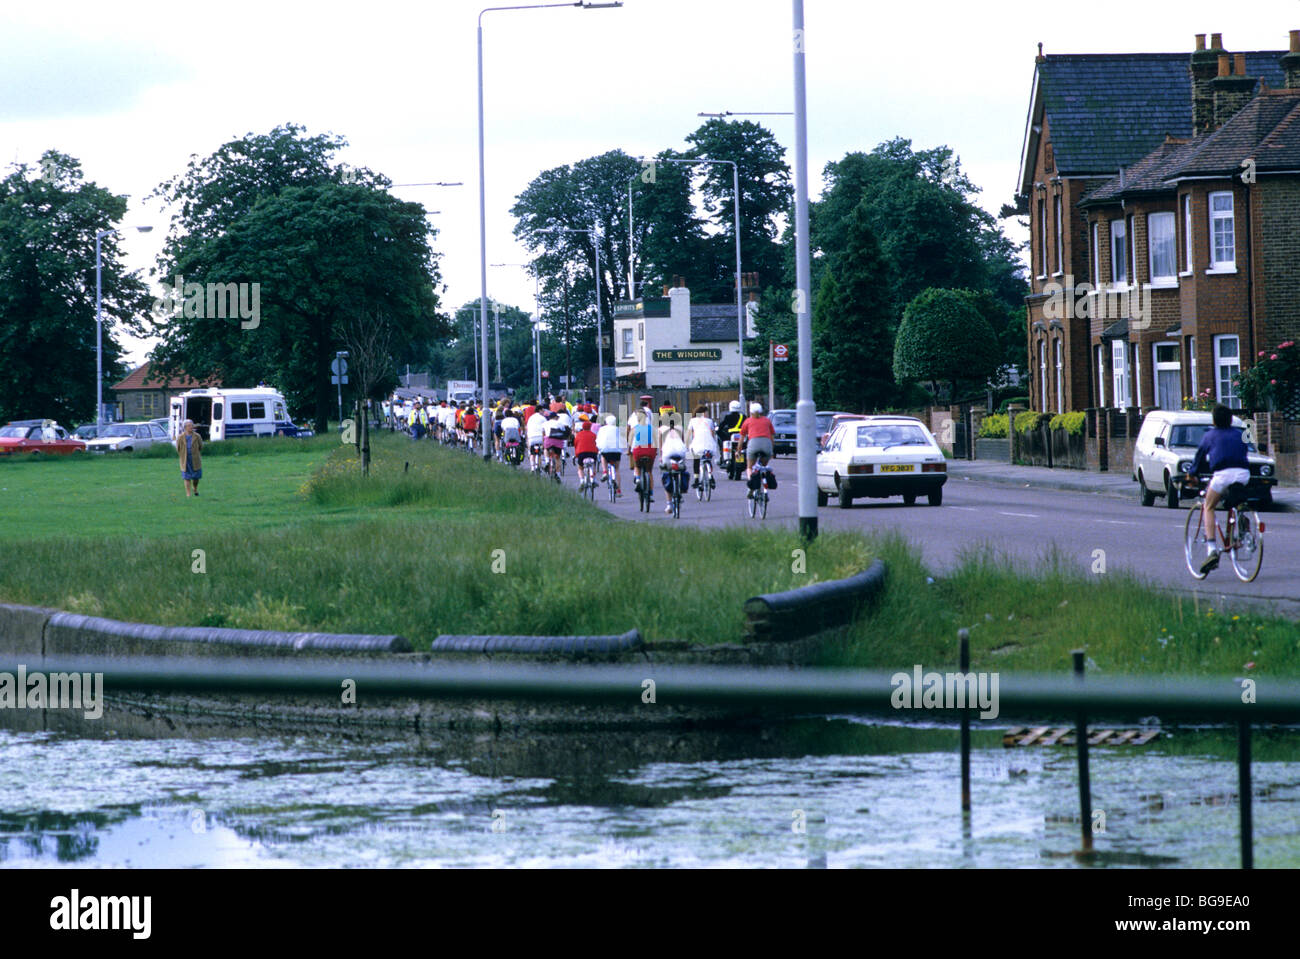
[
  {"left": 230, "top": 402, "right": 247, "bottom": 420},
  {"left": 1153, "top": 342, "right": 1181, "bottom": 410},
  {"left": 213, "top": 402, "right": 222, "bottom": 421},
  {"left": 1128, "top": 215, "right": 1137, "bottom": 283},
  {"left": 1039, "top": 340, "right": 1048, "bottom": 411},
  {"left": 1188, "top": 335, "right": 1198, "bottom": 397},
  {"left": 1110, "top": 220, "right": 1127, "bottom": 285},
  {"left": 1054, "top": 339, "right": 1064, "bottom": 414},
  {"left": 1148, "top": 212, "right": 1176, "bottom": 283},
  {"left": 1091, "top": 222, "right": 1100, "bottom": 287},
  {"left": 1096, "top": 346, "right": 1106, "bottom": 407},
  {"left": 1134, "top": 341, "right": 1142, "bottom": 409},
  {"left": 1209, "top": 192, "right": 1235, "bottom": 269},
  {"left": 638, "top": 322, "right": 643, "bottom": 341},
  {"left": 621, "top": 328, "right": 634, "bottom": 359},
  {"left": 1214, "top": 335, "right": 1240, "bottom": 408},
  {"left": 1053, "top": 195, "right": 1063, "bottom": 274},
  {"left": 248, "top": 402, "right": 266, "bottom": 419},
  {"left": 1182, "top": 195, "right": 1193, "bottom": 272},
  {"left": 1037, "top": 198, "right": 1047, "bottom": 278},
  {"left": 1111, "top": 339, "right": 1130, "bottom": 408}
]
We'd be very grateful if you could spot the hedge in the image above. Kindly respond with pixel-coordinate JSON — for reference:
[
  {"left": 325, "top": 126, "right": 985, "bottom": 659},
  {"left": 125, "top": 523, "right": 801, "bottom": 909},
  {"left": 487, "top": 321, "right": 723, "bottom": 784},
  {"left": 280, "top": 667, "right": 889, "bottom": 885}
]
[
  {"left": 1048, "top": 411, "right": 1087, "bottom": 436},
  {"left": 978, "top": 413, "right": 1009, "bottom": 438},
  {"left": 1012, "top": 410, "right": 1045, "bottom": 434}
]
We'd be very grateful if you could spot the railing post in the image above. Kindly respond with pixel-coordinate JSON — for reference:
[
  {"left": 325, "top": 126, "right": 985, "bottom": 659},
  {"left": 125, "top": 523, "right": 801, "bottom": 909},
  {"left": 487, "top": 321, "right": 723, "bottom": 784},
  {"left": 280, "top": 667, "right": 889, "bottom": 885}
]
[
  {"left": 1238, "top": 718, "right": 1253, "bottom": 869},
  {"left": 1073, "top": 650, "right": 1093, "bottom": 852},
  {"left": 959, "top": 628, "right": 971, "bottom": 813}
]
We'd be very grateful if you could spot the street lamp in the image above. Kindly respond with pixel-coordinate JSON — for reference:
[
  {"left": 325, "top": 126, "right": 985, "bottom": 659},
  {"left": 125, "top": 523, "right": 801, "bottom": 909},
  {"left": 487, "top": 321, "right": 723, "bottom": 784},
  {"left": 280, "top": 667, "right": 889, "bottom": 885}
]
[
  {"left": 478, "top": 0, "right": 623, "bottom": 459},
  {"left": 792, "top": 0, "right": 815, "bottom": 540},
  {"left": 646, "top": 155, "right": 747, "bottom": 408},
  {"left": 95, "top": 225, "right": 153, "bottom": 427},
  {"left": 536, "top": 225, "right": 605, "bottom": 411}
]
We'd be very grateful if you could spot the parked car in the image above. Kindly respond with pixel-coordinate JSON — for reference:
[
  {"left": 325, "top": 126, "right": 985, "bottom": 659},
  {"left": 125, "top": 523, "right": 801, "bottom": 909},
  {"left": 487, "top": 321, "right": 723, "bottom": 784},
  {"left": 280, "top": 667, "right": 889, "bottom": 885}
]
[
  {"left": 816, "top": 415, "right": 947, "bottom": 508},
  {"left": 74, "top": 424, "right": 101, "bottom": 440},
  {"left": 85, "top": 420, "right": 171, "bottom": 453},
  {"left": 770, "top": 409, "right": 797, "bottom": 454},
  {"left": 1133, "top": 410, "right": 1277, "bottom": 509},
  {"left": 0, "top": 420, "right": 86, "bottom": 456}
]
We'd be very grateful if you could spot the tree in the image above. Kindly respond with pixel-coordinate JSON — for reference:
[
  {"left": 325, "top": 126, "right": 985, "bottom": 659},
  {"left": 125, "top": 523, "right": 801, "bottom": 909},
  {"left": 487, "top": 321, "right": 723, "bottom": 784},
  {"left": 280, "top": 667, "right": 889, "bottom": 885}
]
[
  {"left": 148, "top": 126, "right": 446, "bottom": 430},
  {"left": 0, "top": 152, "right": 152, "bottom": 425},
  {"left": 811, "top": 206, "right": 896, "bottom": 411},
  {"left": 893, "top": 288, "right": 1001, "bottom": 401}
]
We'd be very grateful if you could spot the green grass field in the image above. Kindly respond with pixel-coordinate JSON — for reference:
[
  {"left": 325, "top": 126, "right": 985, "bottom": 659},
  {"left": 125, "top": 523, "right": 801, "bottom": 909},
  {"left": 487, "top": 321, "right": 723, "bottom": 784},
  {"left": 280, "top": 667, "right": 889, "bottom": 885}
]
[{"left": 1, "top": 431, "right": 1296, "bottom": 676}]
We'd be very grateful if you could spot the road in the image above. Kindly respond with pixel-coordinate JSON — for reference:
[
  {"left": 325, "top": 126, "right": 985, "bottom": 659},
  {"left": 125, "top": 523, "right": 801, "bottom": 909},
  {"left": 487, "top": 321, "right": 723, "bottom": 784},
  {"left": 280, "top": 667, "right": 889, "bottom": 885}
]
[{"left": 552, "top": 454, "right": 1300, "bottom": 618}]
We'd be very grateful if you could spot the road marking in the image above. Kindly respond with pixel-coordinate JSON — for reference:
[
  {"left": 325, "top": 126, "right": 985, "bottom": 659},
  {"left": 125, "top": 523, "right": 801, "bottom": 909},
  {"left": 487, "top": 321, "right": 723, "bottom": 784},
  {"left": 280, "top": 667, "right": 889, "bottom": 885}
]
[
  {"left": 1099, "top": 520, "right": 1136, "bottom": 526},
  {"left": 948, "top": 506, "right": 978, "bottom": 512},
  {"left": 997, "top": 511, "right": 1038, "bottom": 518}
]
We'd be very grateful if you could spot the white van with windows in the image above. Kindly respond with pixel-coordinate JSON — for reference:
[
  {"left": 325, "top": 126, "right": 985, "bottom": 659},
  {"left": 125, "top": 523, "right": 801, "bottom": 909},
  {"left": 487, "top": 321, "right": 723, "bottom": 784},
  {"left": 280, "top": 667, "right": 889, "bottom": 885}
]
[
  {"left": 169, "top": 388, "right": 310, "bottom": 442},
  {"left": 1133, "top": 409, "right": 1276, "bottom": 509}
]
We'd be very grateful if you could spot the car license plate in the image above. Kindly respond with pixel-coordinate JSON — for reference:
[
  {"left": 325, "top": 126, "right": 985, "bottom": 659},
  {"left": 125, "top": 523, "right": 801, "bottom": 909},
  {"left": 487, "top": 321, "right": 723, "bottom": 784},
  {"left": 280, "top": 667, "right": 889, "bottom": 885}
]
[{"left": 880, "top": 464, "right": 913, "bottom": 472}]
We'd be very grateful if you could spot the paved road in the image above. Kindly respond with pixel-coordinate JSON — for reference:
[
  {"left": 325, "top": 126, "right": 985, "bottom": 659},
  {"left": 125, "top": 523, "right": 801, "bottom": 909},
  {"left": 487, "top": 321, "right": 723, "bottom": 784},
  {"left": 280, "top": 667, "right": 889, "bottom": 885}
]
[{"left": 551, "top": 454, "right": 1300, "bottom": 618}]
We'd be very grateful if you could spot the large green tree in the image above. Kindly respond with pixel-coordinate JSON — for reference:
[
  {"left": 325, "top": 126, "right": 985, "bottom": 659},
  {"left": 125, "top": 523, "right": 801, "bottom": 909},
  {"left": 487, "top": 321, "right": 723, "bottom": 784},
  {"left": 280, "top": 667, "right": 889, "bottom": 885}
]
[
  {"left": 148, "top": 125, "right": 446, "bottom": 429},
  {"left": 893, "top": 288, "right": 1002, "bottom": 401},
  {"left": 0, "top": 152, "right": 151, "bottom": 424}
]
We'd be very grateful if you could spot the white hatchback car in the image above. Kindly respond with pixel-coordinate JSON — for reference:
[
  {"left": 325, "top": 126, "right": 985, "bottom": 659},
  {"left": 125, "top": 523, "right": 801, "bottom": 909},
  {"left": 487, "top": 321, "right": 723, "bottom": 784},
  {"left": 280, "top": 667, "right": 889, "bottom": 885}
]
[
  {"left": 85, "top": 421, "right": 171, "bottom": 453},
  {"left": 1133, "top": 409, "right": 1277, "bottom": 509},
  {"left": 816, "top": 416, "right": 947, "bottom": 508}
]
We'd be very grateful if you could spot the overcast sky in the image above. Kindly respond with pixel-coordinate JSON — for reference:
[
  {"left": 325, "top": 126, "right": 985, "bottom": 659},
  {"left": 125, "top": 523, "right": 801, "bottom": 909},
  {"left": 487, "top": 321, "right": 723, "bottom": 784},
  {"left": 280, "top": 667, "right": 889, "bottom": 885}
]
[{"left": 4, "top": 0, "right": 1297, "bottom": 367}]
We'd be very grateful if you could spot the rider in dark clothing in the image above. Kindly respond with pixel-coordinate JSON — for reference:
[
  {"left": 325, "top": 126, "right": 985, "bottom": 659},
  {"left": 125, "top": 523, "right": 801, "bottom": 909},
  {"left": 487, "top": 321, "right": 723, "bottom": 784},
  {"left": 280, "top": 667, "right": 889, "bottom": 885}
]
[
  {"left": 1191, "top": 406, "right": 1251, "bottom": 575},
  {"left": 1189, "top": 424, "right": 1249, "bottom": 475}
]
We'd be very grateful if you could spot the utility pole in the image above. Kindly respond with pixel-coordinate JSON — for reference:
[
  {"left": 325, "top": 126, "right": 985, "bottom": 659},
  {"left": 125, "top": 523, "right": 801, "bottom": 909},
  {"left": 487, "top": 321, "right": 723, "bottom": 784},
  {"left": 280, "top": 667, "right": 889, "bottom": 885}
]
[{"left": 563, "top": 268, "right": 572, "bottom": 392}]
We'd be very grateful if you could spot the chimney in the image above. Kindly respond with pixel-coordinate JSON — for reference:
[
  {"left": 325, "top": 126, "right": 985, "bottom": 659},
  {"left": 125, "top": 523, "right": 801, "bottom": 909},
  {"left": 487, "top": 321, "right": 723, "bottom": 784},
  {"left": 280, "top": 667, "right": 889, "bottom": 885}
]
[
  {"left": 1211, "top": 47, "right": 1257, "bottom": 128},
  {"left": 1190, "top": 33, "right": 1224, "bottom": 135},
  {"left": 1282, "top": 29, "right": 1300, "bottom": 89}
]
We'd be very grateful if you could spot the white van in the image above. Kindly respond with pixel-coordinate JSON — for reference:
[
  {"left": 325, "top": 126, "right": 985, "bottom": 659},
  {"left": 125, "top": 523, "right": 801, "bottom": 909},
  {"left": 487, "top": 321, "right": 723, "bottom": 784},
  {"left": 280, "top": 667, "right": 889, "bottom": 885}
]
[
  {"left": 1133, "top": 409, "right": 1277, "bottom": 509},
  {"left": 169, "top": 388, "right": 310, "bottom": 442}
]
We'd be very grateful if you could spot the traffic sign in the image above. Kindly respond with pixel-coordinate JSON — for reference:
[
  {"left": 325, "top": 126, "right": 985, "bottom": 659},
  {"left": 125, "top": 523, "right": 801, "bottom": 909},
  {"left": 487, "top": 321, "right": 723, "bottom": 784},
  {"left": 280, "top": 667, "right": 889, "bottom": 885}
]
[
  {"left": 331, "top": 375, "right": 349, "bottom": 385},
  {"left": 330, "top": 357, "right": 348, "bottom": 376},
  {"left": 541, "top": 370, "right": 550, "bottom": 378},
  {"left": 772, "top": 343, "right": 790, "bottom": 362}
]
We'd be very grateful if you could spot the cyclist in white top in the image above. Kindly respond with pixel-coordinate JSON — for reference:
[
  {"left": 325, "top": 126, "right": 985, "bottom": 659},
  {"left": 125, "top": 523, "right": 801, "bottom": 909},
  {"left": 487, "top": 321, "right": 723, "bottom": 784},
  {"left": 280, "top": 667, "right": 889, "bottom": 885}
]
[
  {"left": 525, "top": 407, "right": 548, "bottom": 471},
  {"left": 685, "top": 405, "right": 719, "bottom": 490},
  {"left": 660, "top": 427, "right": 688, "bottom": 513},
  {"left": 595, "top": 414, "right": 624, "bottom": 494}
]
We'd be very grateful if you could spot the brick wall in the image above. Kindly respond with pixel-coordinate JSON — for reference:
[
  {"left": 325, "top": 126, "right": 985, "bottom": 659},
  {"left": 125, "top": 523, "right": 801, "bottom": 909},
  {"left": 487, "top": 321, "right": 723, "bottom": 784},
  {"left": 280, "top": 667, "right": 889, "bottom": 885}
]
[{"left": 1254, "top": 178, "right": 1300, "bottom": 348}]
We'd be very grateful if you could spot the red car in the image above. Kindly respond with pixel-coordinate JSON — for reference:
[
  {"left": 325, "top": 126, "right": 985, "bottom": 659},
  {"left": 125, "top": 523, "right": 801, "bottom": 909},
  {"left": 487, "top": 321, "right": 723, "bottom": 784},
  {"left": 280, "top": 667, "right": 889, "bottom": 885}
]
[{"left": 0, "top": 420, "right": 87, "bottom": 456}]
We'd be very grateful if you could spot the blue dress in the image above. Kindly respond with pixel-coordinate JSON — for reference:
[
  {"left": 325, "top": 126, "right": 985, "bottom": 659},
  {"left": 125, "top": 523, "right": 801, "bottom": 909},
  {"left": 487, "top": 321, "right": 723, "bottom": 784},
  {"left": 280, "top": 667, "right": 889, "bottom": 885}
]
[{"left": 183, "top": 435, "right": 202, "bottom": 481}]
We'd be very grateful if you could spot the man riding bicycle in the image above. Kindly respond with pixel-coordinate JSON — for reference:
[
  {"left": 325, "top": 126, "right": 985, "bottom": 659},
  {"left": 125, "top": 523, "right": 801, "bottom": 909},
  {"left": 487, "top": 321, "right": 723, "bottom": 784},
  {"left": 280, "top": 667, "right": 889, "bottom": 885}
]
[
  {"left": 739, "top": 402, "right": 777, "bottom": 497},
  {"left": 596, "top": 414, "right": 623, "bottom": 495},
  {"left": 1190, "top": 403, "right": 1252, "bottom": 575},
  {"left": 628, "top": 400, "right": 657, "bottom": 503},
  {"left": 660, "top": 426, "right": 689, "bottom": 513}
]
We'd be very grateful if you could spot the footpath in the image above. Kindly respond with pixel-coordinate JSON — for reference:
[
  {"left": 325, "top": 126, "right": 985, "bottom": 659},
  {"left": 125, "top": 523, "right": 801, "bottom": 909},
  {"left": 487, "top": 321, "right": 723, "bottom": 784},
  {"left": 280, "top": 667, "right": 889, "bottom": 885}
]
[{"left": 947, "top": 460, "right": 1299, "bottom": 512}]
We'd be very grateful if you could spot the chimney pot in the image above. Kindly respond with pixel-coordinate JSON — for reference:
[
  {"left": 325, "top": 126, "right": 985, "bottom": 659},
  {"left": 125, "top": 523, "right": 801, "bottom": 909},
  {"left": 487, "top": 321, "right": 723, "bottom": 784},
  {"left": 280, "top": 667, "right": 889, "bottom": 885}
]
[
  {"left": 1211, "top": 32, "right": 1223, "bottom": 49},
  {"left": 1292, "top": 29, "right": 1300, "bottom": 53},
  {"left": 1233, "top": 53, "right": 1246, "bottom": 76},
  {"left": 1195, "top": 33, "right": 1206, "bottom": 51},
  {"left": 1218, "top": 54, "right": 1231, "bottom": 77}
]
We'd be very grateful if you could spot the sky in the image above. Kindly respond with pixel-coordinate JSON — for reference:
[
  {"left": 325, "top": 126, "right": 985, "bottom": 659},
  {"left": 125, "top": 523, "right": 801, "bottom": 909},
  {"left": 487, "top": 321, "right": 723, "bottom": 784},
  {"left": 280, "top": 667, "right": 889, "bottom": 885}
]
[{"left": 4, "top": 0, "right": 1298, "bottom": 368}]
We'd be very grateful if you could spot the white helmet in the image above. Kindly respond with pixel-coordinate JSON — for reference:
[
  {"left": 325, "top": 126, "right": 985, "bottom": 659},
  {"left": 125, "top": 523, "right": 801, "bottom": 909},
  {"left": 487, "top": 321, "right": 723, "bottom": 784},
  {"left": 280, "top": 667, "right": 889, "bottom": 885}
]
[
  {"left": 605, "top": 415, "right": 617, "bottom": 426},
  {"left": 729, "top": 400, "right": 742, "bottom": 412},
  {"left": 750, "top": 402, "right": 763, "bottom": 415}
]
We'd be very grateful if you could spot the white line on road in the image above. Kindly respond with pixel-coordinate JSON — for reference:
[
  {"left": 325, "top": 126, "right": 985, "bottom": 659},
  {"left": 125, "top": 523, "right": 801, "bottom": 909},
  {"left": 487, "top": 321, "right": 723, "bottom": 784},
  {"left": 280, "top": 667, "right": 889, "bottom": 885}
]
[
  {"left": 948, "top": 506, "right": 978, "bottom": 512},
  {"left": 1099, "top": 520, "right": 1136, "bottom": 526},
  {"left": 997, "top": 511, "right": 1039, "bottom": 518}
]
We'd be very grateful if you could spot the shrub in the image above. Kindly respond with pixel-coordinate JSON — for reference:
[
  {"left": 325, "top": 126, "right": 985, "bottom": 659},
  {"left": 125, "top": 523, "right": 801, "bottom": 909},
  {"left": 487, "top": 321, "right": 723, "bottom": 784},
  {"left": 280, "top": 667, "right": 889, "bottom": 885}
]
[
  {"left": 1013, "top": 410, "right": 1044, "bottom": 434},
  {"left": 997, "top": 396, "right": 1030, "bottom": 414},
  {"left": 978, "top": 413, "right": 1009, "bottom": 438},
  {"left": 1233, "top": 341, "right": 1299, "bottom": 411},
  {"left": 1048, "top": 411, "right": 1086, "bottom": 435}
]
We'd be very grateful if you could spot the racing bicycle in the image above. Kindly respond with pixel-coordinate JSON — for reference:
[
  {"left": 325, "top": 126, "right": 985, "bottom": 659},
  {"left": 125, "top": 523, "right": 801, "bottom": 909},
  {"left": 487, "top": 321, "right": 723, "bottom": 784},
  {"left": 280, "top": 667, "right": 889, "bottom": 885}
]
[{"left": 1182, "top": 474, "right": 1264, "bottom": 582}]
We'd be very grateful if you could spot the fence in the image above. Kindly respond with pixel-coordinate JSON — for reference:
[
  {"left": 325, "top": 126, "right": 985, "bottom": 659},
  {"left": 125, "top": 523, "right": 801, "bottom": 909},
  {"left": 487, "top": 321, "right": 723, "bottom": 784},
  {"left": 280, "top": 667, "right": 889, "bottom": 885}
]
[{"left": 11, "top": 648, "right": 1296, "bottom": 868}]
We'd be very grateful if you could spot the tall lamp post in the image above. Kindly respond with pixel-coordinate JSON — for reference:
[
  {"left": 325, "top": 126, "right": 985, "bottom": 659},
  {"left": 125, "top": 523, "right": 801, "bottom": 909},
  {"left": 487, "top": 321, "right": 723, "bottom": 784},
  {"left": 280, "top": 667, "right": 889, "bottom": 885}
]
[
  {"left": 537, "top": 225, "right": 605, "bottom": 411},
  {"left": 478, "top": 0, "right": 622, "bottom": 459},
  {"left": 95, "top": 225, "right": 153, "bottom": 426},
  {"left": 792, "top": 0, "right": 815, "bottom": 540},
  {"left": 638, "top": 155, "right": 746, "bottom": 408}
]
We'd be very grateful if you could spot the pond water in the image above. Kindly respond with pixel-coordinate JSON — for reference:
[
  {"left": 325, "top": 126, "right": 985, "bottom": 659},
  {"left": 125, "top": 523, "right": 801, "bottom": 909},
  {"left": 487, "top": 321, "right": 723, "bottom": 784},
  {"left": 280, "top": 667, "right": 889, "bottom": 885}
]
[{"left": 1, "top": 720, "right": 1296, "bottom": 868}]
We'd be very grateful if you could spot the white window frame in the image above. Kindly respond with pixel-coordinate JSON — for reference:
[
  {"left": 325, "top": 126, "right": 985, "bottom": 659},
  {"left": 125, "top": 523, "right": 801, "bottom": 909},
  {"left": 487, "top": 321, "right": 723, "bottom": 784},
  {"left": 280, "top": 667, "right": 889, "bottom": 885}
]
[
  {"left": 1037, "top": 198, "right": 1047, "bottom": 280},
  {"left": 1152, "top": 341, "right": 1181, "bottom": 410},
  {"left": 1054, "top": 339, "right": 1064, "bottom": 414},
  {"left": 1111, "top": 339, "right": 1130, "bottom": 409},
  {"left": 1133, "top": 341, "right": 1142, "bottom": 409},
  {"left": 1207, "top": 191, "right": 1236, "bottom": 272},
  {"left": 1189, "top": 335, "right": 1198, "bottom": 397},
  {"left": 1181, "top": 195, "right": 1193, "bottom": 275},
  {"left": 1147, "top": 212, "right": 1177, "bottom": 285},
  {"left": 1214, "top": 334, "right": 1241, "bottom": 408},
  {"left": 1039, "top": 339, "right": 1048, "bottom": 411},
  {"left": 1128, "top": 215, "right": 1137, "bottom": 285},
  {"left": 1096, "top": 345, "right": 1106, "bottom": 407},
  {"left": 1053, "top": 195, "right": 1064, "bottom": 276},
  {"left": 620, "top": 327, "right": 634, "bottom": 360},
  {"left": 1110, "top": 219, "right": 1128, "bottom": 287},
  {"left": 1091, "top": 221, "right": 1100, "bottom": 287}
]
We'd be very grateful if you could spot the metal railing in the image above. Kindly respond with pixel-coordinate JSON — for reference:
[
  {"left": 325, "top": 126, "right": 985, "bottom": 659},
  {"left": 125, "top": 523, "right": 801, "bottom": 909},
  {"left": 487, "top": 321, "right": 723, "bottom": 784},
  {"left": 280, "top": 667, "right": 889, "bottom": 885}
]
[{"left": 7, "top": 651, "right": 1297, "bottom": 868}]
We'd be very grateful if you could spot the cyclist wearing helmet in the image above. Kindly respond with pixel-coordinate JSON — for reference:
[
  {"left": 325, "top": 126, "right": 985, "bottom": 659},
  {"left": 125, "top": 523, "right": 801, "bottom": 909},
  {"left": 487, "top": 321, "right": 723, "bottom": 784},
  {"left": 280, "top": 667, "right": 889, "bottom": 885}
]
[
  {"left": 739, "top": 401, "right": 776, "bottom": 492},
  {"left": 596, "top": 414, "right": 624, "bottom": 495},
  {"left": 718, "top": 399, "right": 745, "bottom": 473},
  {"left": 628, "top": 398, "right": 657, "bottom": 502}
]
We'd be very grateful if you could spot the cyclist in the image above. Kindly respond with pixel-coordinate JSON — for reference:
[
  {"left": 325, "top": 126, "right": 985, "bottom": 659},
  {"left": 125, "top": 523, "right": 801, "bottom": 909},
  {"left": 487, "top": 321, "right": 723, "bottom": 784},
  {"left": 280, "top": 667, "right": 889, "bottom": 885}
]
[
  {"left": 542, "top": 409, "right": 567, "bottom": 476},
  {"left": 525, "top": 404, "right": 547, "bottom": 471},
  {"left": 596, "top": 414, "right": 623, "bottom": 495},
  {"left": 499, "top": 407, "right": 522, "bottom": 462},
  {"left": 1190, "top": 403, "right": 1252, "bottom": 575},
  {"left": 628, "top": 400, "right": 657, "bottom": 503},
  {"left": 739, "top": 402, "right": 777, "bottom": 497},
  {"left": 573, "top": 415, "right": 600, "bottom": 489},
  {"left": 686, "top": 404, "right": 719, "bottom": 490},
  {"left": 717, "top": 399, "right": 746, "bottom": 473},
  {"left": 660, "top": 426, "right": 689, "bottom": 513}
]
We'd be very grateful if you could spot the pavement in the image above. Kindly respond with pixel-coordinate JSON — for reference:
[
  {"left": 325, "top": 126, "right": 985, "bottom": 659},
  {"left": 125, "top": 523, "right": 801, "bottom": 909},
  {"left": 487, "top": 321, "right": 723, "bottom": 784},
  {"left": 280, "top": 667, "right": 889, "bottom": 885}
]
[{"left": 946, "top": 459, "right": 1299, "bottom": 512}]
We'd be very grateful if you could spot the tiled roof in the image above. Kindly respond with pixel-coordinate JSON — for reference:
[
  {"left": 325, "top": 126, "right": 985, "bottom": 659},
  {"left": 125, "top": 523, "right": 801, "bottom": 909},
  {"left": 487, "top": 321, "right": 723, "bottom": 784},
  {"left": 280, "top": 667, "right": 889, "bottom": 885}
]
[
  {"left": 111, "top": 362, "right": 220, "bottom": 392},
  {"left": 1081, "top": 137, "right": 1202, "bottom": 203},
  {"left": 1034, "top": 52, "right": 1286, "bottom": 176},
  {"left": 690, "top": 303, "right": 742, "bottom": 342}
]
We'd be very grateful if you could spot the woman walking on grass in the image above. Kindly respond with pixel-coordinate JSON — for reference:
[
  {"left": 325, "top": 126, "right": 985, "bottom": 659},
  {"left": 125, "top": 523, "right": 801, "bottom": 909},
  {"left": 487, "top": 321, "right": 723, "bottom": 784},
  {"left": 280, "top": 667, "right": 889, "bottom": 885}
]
[{"left": 178, "top": 419, "right": 203, "bottom": 497}]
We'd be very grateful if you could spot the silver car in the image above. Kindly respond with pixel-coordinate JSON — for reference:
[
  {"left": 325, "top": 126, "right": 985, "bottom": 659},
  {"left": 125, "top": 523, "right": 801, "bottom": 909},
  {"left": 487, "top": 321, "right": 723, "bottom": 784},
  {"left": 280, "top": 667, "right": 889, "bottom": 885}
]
[{"left": 85, "top": 421, "right": 171, "bottom": 453}]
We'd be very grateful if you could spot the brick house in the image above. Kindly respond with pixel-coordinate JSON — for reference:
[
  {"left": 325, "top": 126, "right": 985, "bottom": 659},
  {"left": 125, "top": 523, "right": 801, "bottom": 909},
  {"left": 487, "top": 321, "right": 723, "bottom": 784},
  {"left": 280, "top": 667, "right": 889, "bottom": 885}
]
[
  {"left": 1017, "top": 31, "right": 1296, "bottom": 416},
  {"left": 110, "top": 362, "right": 221, "bottom": 422}
]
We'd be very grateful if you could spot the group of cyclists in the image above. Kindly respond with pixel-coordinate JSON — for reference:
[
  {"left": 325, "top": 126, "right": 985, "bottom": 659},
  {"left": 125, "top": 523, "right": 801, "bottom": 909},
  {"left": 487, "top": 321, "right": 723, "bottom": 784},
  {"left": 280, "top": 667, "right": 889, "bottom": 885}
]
[{"left": 384, "top": 397, "right": 485, "bottom": 449}]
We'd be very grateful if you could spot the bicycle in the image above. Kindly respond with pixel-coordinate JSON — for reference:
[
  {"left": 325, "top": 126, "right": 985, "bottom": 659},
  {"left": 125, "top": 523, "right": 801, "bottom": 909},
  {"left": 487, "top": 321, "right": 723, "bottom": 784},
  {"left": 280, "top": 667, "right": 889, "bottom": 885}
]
[
  {"left": 695, "top": 451, "right": 715, "bottom": 503},
  {"left": 604, "top": 459, "right": 619, "bottom": 503},
  {"left": 1182, "top": 475, "right": 1265, "bottom": 582},
  {"left": 580, "top": 458, "right": 598, "bottom": 501},
  {"left": 664, "top": 458, "right": 687, "bottom": 519},
  {"left": 635, "top": 456, "right": 653, "bottom": 513},
  {"left": 747, "top": 455, "right": 773, "bottom": 520}
]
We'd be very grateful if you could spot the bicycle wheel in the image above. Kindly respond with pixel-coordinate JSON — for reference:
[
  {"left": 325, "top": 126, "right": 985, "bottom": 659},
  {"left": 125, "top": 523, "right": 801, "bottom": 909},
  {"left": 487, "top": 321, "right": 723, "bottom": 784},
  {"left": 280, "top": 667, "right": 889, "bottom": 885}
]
[
  {"left": 607, "top": 469, "right": 617, "bottom": 503},
  {"left": 759, "top": 490, "right": 768, "bottom": 519},
  {"left": 704, "top": 464, "right": 713, "bottom": 502},
  {"left": 1184, "top": 503, "right": 1209, "bottom": 580},
  {"left": 672, "top": 491, "right": 681, "bottom": 519},
  {"left": 1229, "top": 509, "right": 1264, "bottom": 582},
  {"left": 746, "top": 489, "right": 756, "bottom": 518}
]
